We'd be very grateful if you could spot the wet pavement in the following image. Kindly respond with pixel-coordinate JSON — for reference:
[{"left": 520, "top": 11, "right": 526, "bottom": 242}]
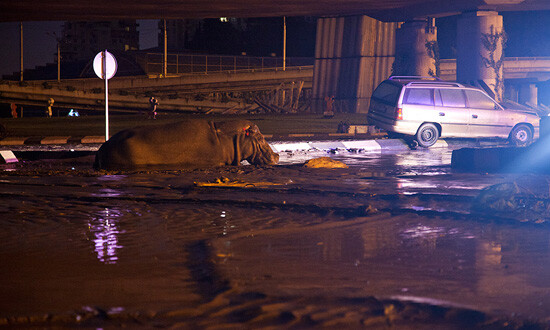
[{"left": 1, "top": 141, "right": 550, "bottom": 328}]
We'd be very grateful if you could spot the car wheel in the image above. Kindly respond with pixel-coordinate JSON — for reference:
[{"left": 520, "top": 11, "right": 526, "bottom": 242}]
[
  {"left": 415, "top": 123, "right": 439, "bottom": 148},
  {"left": 509, "top": 124, "right": 533, "bottom": 146}
]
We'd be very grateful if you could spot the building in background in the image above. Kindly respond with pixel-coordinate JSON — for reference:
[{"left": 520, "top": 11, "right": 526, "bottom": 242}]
[
  {"left": 61, "top": 20, "right": 139, "bottom": 61},
  {"left": 156, "top": 17, "right": 316, "bottom": 57},
  {"left": 158, "top": 19, "right": 201, "bottom": 51}
]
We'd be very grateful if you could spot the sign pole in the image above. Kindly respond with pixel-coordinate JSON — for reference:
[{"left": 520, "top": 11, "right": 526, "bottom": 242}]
[
  {"left": 103, "top": 50, "right": 109, "bottom": 141},
  {"left": 93, "top": 50, "right": 117, "bottom": 142}
]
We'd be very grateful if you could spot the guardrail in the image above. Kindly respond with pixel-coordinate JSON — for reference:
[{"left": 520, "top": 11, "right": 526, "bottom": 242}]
[{"left": 139, "top": 53, "right": 314, "bottom": 75}]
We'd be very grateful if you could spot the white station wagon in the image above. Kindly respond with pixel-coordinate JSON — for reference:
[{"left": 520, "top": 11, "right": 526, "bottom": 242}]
[{"left": 367, "top": 76, "right": 540, "bottom": 147}]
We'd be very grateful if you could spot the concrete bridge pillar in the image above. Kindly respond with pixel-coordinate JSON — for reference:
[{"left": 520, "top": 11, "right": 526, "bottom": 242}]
[
  {"left": 457, "top": 11, "right": 505, "bottom": 101},
  {"left": 394, "top": 19, "right": 438, "bottom": 77},
  {"left": 312, "top": 16, "right": 397, "bottom": 113},
  {"left": 519, "top": 83, "right": 538, "bottom": 107}
]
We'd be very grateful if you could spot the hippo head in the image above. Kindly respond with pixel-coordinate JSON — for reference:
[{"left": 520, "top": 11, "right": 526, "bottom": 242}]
[{"left": 238, "top": 124, "right": 279, "bottom": 166}]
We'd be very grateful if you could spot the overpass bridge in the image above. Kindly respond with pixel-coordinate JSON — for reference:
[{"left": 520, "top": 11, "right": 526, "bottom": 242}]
[
  {"left": 440, "top": 57, "right": 550, "bottom": 81},
  {"left": 441, "top": 56, "right": 550, "bottom": 105},
  {"left": 3, "top": 0, "right": 550, "bottom": 114},
  {"left": 0, "top": 66, "right": 313, "bottom": 115},
  {"left": 3, "top": 56, "right": 549, "bottom": 116}
]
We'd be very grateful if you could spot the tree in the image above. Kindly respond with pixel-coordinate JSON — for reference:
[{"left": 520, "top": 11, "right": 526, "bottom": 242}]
[
  {"left": 481, "top": 25, "right": 507, "bottom": 102},
  {"left": 425, "top": 40, "right": 440, "bottom": 78}
]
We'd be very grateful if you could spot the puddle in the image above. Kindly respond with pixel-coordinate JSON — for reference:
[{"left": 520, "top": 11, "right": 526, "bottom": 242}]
[{"left": 215, "top": 214, "right": 550, "bottom": 320}]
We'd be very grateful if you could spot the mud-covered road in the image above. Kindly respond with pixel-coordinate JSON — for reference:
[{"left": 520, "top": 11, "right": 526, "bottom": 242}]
[{"left": 1, "top": 145, "right": 550, "bottom": 328}]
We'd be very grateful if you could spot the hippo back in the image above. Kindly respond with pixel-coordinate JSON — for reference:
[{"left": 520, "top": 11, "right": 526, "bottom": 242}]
[
  {"left": 94, "top": 119, "right": 278, "bottom": 170},
  {"left": 95, "top": 119, "right": 230, "bottom": 170}
]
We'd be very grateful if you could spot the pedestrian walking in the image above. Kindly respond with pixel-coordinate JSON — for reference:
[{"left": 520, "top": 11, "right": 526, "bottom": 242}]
[
  {"left": 46, "top": 98, "right": 54, "bottom": 118},
  {"left": 148, "top": 96, "right": 159, "bottom": 119}
]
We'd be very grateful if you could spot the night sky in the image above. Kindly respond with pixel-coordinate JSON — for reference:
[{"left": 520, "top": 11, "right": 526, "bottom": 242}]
[
  {"left": 0, "top": 20, "right": 159, "bottom": 77},
  {"left": 0, "top": 12, "right": 549, "bottom": 77}
]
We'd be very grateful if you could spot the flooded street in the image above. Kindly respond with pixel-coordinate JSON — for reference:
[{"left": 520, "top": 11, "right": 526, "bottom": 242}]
[{"left": 1, "top": 144, "right": 550, "bottom": 328}]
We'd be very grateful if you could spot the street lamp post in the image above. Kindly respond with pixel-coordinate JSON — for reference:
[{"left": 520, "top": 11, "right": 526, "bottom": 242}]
[
  {"left": 283, "top": 17, "right": 286, "bottom": 71},
  {"left": 163, "top": 19, "right": 167, "bottom": 78},
  {"left": 20, "top": 22, "right": 23, "bottom": 82},
  {"left": 46, "top": 32, "right": 61, "bottom": 81},
  {"left": 56, "top": 41, "right": 60, "bottom": 82}
]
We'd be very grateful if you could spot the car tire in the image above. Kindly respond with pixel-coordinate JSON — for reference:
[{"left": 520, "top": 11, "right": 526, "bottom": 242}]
[
  {"left": 415, "top": 123, "right": 439, "bottom": 148},
  {"left": 509, "top": 124, "right": 533, "bottom": 146}
]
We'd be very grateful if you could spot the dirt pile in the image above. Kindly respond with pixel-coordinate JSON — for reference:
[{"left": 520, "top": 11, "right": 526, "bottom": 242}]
[{"left": 472, "top": 176, "right": 550, "bottom": 224}]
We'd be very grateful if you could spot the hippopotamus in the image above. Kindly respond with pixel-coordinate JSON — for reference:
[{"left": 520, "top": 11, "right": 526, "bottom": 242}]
[{"left": 94, "top": 119, "right": 279, "bottom": 170}]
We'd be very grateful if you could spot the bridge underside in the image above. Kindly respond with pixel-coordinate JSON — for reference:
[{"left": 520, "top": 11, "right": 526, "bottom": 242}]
[{"left": 2, "top": 0, "right": 550, "bottom": 22}]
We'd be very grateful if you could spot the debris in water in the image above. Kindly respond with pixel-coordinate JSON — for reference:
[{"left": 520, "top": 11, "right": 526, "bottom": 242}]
[{"left": 303, "top": 157, "right": 348, "bottom": 169}]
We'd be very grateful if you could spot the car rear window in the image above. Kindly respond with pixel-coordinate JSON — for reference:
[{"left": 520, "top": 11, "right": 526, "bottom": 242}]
[
  {"left": 465, "top": 90, "right": 497, "bottom": 109},
  {"left": 439, "top": 89, "right": 466, "bottom": 108},
  {"left": 371, "top": 82, "right": 401, "bottom": 105},
  {"left": 403, "top": 88, "right": 434, "bottom": 106}
]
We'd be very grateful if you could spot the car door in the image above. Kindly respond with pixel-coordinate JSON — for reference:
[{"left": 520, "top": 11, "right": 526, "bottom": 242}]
[
  {"left": 464, "top": 90, "right": 509, "bottom": 138},
  {"left": 434, "top": 88, "right": 470, "bottom": 137},
  {"left": 401, "top": 87, "right": 436, "bottom": 125}
]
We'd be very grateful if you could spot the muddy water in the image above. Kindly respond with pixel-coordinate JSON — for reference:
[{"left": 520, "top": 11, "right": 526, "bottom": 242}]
[
  {"left": 1, "top": 151, "right": 550, "bottom": 327},
  {"left": 216, "top": 214, "right": 550, "bottom": 320}
]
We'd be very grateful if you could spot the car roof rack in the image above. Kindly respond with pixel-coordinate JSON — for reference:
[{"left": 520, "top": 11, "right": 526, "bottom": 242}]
[
  {"left": 388, "top": 76, "right": 443, "bottom": 81},
  {"left": 405, "top": 81, "right": 464, "bottom": 87}
]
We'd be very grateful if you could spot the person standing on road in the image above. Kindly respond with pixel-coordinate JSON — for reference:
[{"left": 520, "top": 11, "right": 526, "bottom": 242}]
[
  {"left": 46, "top": 98, "right": 54, "bottom": 118},
  {"left": 323, "top": 95, "right": 335, "bottom": 118},
  {"left": 148, "top": 96, "right": 159, "bottom": 119},
  {"left": 10, "top": 103, "right": 17, "bottom": 118}
]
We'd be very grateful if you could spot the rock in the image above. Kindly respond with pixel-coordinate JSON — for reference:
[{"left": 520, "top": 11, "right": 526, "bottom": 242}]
[
  {"left": 303, "top": 157, "right": 348, "bottom": 169},
  {"left": 472, "top": 179, "right": 550, "bottom": 223}
]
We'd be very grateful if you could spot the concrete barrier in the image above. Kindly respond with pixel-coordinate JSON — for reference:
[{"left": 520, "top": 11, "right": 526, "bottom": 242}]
[
  {"left": 0, "top": 150, "right": 18, "bottom": 163},
  {"left": 0, "top": 137, "right": 27, "bottom": 146},
  {"left": 451, "top": 146, "right": 550, "bottom": 173},
  {"left": 41, "top": 136, "right": 70, "bottom": 145},
  {"left": 80, "top": 136, "right": 106, "bottom": 144}
]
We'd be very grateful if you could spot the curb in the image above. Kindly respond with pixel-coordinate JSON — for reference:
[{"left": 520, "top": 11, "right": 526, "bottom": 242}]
[
  {"left": 0, "top": 134, "right": 506, "bottom": 155},
  {"left": 0, "top": 134, "right": 383, "bottom": 146},
  {"left": 270, "top": 139, "right": 450, "bottom": 152}
]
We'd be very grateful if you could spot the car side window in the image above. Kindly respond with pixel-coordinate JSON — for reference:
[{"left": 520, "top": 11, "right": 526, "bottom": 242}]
[
  {"left": 465, "top": 90, "right": 499, "bottom": 110},
  {"left": 403, "top": 88, "right": 434, "bottom": 106},
  {"left": 439, "top": 89, "right": 466, "bottom": 108}
]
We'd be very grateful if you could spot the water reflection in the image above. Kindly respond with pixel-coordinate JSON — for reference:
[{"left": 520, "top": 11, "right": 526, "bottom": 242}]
[
  {"left": 209, "top": 210, "right": 236, "bottom": 237},
  {"left": 88, "top": 208, "right": 124, "bottom": 264},
  {"left": 394, "top": 149, "right": 453, "bottom": 168},
  {"left": 219, "top": 217, "right": 550, "bottom": 319}
]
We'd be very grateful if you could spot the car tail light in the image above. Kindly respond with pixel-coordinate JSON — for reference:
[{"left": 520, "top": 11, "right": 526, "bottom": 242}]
[{"left": 395, "top": 107, "right": 403, "bottom": 120}]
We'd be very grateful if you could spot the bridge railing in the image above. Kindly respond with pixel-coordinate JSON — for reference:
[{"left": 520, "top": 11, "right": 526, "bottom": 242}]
[{"left": 139, "top": 53, "right": 314, "bottom": 76}]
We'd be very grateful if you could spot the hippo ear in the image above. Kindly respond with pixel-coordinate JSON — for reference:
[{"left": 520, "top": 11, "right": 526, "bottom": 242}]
[
  {"left": 243, "top": 125, "right": 259, "bottom": 137},
  {"left": 242, "top": 125, "right": 251, "bottom": 136}
]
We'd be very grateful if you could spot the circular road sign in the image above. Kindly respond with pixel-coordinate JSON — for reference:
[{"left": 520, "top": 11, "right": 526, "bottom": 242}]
[{"left": 93, "top": 50, "right": 117, "bottom": 80}]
